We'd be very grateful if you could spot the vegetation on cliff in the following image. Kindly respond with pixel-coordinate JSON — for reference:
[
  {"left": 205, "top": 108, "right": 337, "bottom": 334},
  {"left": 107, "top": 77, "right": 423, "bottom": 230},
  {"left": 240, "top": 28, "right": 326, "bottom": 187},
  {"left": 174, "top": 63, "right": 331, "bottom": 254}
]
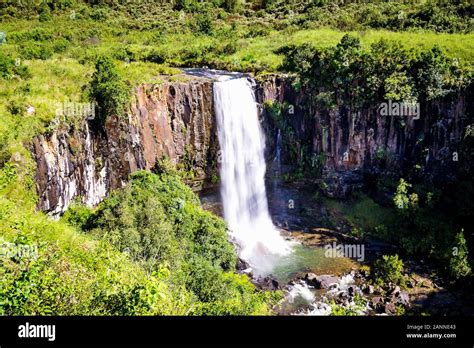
[
  {"left": 0, "top": 0, "right": 473, "bottom": 315},
  {"left": 1, "top": 160, "right": 279, "bottom": 315}
]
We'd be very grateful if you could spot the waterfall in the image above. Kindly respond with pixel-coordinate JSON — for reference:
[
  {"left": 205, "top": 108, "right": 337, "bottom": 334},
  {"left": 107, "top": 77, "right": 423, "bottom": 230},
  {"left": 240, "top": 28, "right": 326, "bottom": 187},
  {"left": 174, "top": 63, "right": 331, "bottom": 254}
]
[
  {"left": 214, "top": 76, "right": 291, "bottom": 276},
  {"left": 273, "top": 129, "right": 282, "bottom": 175}
]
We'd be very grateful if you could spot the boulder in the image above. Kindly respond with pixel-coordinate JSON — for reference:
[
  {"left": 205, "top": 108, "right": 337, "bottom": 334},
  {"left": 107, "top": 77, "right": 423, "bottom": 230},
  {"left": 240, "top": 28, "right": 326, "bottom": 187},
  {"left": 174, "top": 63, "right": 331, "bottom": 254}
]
[
  {"left": 237, "top": 257, "right": 251, "bottom": 271},
  {"left": 304, "top": 272, "right": 318, "bottom": 285},
  {"left": 256, "top": 276, "right": 280, "bottom": 291},
  {"left": 371, "top": 296, "right": 384, "bottom": 312},
  {"left": 397, "top": 290, "right": 410, "bottom": 307},
  {"left": 242, "top": 268, "right": 253, "bottom": 277},
  {"left": 384, "top": 302, "right": 396, "bottom": 314},
  {"left": 310, "top": 275, "right": 339, "bottom": 289}
]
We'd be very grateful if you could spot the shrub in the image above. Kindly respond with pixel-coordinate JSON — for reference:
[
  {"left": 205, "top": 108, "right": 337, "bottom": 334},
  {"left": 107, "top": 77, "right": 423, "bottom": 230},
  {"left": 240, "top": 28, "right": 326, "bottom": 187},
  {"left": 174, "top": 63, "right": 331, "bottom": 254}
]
[
  {"left": 62, "top": 201, "right": 95, "bottom": 230},
  {"left": 20, "top": 42, "right": 54, "bottom": 60},
  {"left": 89, "top": 56, "right": 130, "bottom": 122},
  {"left": 144, "top": 49, "right": 168, "bottom": 64},
  {"left": 374, "top": 254, "right": 405, "bottom": 285},
  {"left": 90, "top": 7, "right": 109, "bottom": 20},
  {"left": 38, "top": 4, "right": 52, "bottom": 22},
  {"left": 393, "top": 179, "right": 418, "bottom": 211},
  {"left": 73, "top": 165, "right": 277, "bottom": 314},
  {"left": 449, "top": 230, "right": 472, "bottom": 280},
  {"left": 0, "top": 52, "right": 14, "bottom": 78},
  {"left": 174, "top": 0, "right": 200, "bottom": 12},
  {"left": 52, "top": 38, "right": 70, "bottom": 53},
  {"left": 192, "top": 10, "right": 214, "bottom": 35},
  {"left": 222, "top": 0, "right": 240, "bottom": 13},
  {"left": 6, "top": 99, "right": 26, "bottom": 116}
]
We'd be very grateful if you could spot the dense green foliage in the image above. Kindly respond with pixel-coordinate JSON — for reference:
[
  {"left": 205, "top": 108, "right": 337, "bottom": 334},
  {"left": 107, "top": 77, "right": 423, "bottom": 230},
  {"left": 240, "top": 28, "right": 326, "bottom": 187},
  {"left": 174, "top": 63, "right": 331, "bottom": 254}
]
[
  {"left": 279, "top": 34, "right": 472, "bottom": 108},
  {"left": 0, "top": 162, "right": 190, "bottom": 315},
  {"left": 1, "top": 1, "right": 472, "bottom": 33},
  {"left": 64, "top": 164, "right": 280, "bottom": 314},
  {"left": 449, "top": 230, "right": 472, "bottom": 280},
  {"left": 90, "top": 56, "right": 131, "bottom": 122},
  {"left": 1, "top": 160, "right": 279, "bottom": 315},
  {"left": 374, "top": 254, "right": 405, "bottom": 286}
]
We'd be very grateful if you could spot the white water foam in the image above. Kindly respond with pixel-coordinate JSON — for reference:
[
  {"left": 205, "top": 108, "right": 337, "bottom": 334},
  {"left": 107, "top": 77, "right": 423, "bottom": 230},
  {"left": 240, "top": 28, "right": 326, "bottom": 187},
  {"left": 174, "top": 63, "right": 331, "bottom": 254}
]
[
  {"left": 287, "top": 281, "right": 315, "bottom": 304},
  {"left": 214, "top": 77, "right": 291, "bottom": 275}
]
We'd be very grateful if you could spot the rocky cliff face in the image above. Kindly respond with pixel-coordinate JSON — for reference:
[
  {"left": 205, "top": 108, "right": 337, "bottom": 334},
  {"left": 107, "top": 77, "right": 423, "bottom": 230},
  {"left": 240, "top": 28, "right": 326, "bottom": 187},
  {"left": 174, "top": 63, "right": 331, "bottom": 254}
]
[
  {"left": 33, "top": 72, "right": 471, "bottom": 215},
  {"left": 257, "top": 75, "right": 472, "bottom": 197},
  {"left": 33, "top": 79, "right": 218, "bottom": 215}
]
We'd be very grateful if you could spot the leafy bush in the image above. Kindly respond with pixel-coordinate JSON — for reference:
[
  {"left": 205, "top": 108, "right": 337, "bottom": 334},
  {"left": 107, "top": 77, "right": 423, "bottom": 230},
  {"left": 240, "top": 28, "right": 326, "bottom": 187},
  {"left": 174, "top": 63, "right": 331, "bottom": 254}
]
[
  {"left": 38, "top": 3, "right": 52, "bottom": 22},
  {"left": 174, "top": 0, "right": 198, "bottom": 12},
  {"left": 222, "top": 0, "right": 240, "bottom": 13},
  {"left": 6, "top": 99, "right": 26, "bottom": 116},
  {"left": 278, "top": 35, "right": 470, "bottom": 109},
  {"left": 192, "top": 10, "right": 215, "bottom": 35},
  {"left": 393, "top": 178, "right": 418, "bottom": 211},
  {"left": 62, "top": 200, "right": 95, "bottom": 230},
  {"left": 0, "top": 52, "right": 15, "bottom": 79},
  {"left": 374, "top": 254, "right": 405, "bottom": 286},
  {"left": 20, "top": 42, "right": 54, "bottom": 60},
  {"left": 449, "top": 230, "right": 472, "bottom": 280},
  {"left": 89, "top": 56, "right": 130, "bottom": 122},
  {"left": 72, "top": 164, "right": 277, "bottom": 314}
]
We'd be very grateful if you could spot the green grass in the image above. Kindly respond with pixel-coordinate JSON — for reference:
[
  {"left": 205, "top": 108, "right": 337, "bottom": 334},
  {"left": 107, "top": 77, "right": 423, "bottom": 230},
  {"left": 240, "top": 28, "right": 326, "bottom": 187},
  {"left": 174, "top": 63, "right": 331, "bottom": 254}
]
[
  {"left": 0, "top": 191, "right": 191, "bottom": 315},
  {"left": 1, "top": 18, "right": 471, "bottom": 142},
  {"left": 224, "top": 28, "right": 474, "bottom": 71}
]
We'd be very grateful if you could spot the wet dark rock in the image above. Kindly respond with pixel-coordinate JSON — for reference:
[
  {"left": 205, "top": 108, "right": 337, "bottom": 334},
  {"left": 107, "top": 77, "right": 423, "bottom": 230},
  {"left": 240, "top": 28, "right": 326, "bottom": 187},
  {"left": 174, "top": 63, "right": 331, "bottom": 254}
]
[
  {"left": 255, "top": 276, "right": 280, "bottom": 291},
  {"left": 237, "top": 257, "right": 251, "bottom": 271},
  {"left": 319, "top": 170, "right": 363, "bottom": 199},
  {"left": 384, "top": 302, "right": 396, "bottom": 314},
  {"left": 397, "top": 291, "right": 410, "bottom": 307},
  {"left": 371, "top": 296, "right": 385, "bottom": 312},
  {"left": 389, "top": 285, "right": 401, "bottom": 295},
  {"left": 420, "top": 279, "right": 433, "bottom": 288},
  {"left": 242, "top": 268, "right": 253, "bottom": 277},
  {"left": 304, "top": 272, "right": 318, "bottom": 285},
  {"left": 310, "top": 275, "right": 339, "bottom": 289}
]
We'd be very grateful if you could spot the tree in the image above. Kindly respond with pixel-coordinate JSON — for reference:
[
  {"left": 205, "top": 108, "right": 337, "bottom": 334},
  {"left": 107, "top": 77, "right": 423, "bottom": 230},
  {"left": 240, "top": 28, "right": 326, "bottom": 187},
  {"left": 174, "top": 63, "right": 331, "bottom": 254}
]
[
  {"left": 393, "top": 178, "right": 418, "bottom": 211},
  {"left": 449, "top": 230, "right": 472, "bottom": 280},
  {"left": 374, "top": 254, "right": 405, "bottom": 285},
  {"left": 90, "top": 56, "right": 130, "bottom": 124}
]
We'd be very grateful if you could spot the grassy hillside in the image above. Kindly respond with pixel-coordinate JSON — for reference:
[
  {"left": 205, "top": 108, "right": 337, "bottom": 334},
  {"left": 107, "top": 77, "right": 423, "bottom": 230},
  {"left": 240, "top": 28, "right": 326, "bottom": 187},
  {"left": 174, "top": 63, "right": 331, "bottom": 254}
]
[{"left": 0, "top": 0, "right": 472, "bottom": 315}]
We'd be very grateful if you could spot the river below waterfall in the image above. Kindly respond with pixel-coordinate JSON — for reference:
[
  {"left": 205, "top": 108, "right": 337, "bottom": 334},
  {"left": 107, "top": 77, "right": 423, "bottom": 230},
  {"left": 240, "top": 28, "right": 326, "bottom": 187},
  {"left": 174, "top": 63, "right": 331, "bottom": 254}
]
[
  {"left": 199, "top": 179, "right": 360, "bottom": 314},
  {"left": 200, "top": 182, "right": 358, "bottom": 284},
  {"left": 201, "top": 71, "right": 360, "bottom": 314},
  {"left": 194, "top": 68, "right": 470, "bottom": 316}
]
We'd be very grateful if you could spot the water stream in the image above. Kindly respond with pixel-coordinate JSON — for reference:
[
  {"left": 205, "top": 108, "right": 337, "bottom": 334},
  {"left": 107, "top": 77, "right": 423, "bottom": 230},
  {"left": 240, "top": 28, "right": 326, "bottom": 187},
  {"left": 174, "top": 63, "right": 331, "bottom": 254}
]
[
  {"left": 208, "top": 71, "right": 359, "bottom": 315},
  {"left": 213, "top": 76, "right": 292, "bottom": 276}
]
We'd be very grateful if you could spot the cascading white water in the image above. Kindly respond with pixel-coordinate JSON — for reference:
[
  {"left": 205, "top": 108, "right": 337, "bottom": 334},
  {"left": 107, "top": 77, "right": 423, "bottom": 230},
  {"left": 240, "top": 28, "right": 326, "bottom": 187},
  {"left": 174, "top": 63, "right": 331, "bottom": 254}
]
[{"left": 214, "top": 76, "right": 291, "bottom": 276}]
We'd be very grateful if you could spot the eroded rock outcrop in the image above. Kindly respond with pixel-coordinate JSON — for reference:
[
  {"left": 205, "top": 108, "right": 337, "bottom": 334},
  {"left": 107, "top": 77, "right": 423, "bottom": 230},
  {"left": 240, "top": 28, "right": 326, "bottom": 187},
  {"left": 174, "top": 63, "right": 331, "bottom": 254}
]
[
  {"left": 33, "top": 72, "right": 471, "bottom": 215},
  {"left": 258, "top": 75, "right": 472, "bottom": 197},
  {"left": 33, "top": 79, "right": 218, "bottom": 215}
]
